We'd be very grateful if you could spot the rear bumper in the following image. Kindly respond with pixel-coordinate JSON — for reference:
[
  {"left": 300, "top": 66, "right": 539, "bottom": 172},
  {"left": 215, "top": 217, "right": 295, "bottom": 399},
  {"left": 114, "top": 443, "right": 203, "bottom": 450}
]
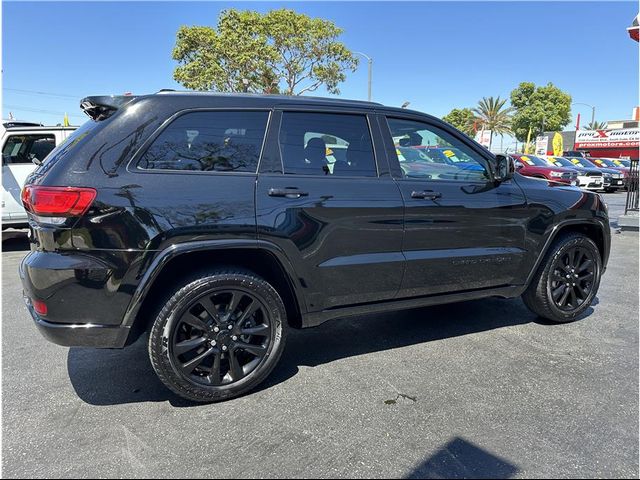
[
  {"left": 19, "top": 249, "right": 135, "bottom": 348},
  {"left": 24, "top": 298, "right": 130, "bottom": 348}
]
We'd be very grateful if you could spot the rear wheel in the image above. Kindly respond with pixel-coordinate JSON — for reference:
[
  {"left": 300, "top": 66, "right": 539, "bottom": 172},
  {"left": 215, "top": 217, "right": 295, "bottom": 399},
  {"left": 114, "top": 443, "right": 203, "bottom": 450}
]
[
  {"left": 149, "top": 269, "right": 287, "bottom": 402},
  {"left": 522, "top": 233, "right": 602, "bottom": 323}
]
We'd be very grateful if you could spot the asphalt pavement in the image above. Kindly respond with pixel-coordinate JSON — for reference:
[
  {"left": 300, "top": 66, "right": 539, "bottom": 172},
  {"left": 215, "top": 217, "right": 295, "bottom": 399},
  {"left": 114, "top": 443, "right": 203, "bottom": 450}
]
[{"left": 2, "top": 191, "right": 638, "bottom": 478}]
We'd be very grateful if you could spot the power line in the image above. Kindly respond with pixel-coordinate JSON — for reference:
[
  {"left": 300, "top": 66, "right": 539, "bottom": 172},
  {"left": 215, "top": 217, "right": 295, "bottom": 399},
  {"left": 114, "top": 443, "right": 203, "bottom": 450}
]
[
  {"left": 3, "top": 88, "right": 80, "bottom": 99},
  {"left": 3, "top": 104, "right": 85, "bottom": 119}
]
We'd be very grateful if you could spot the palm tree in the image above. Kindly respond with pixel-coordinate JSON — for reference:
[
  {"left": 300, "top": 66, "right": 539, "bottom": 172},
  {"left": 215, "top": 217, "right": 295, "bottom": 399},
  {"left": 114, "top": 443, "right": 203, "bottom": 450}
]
[
  {"left": 582, "top": 121, "right": 607, "bottom": 130},
  {"left": 472, "top": 96, "right": 515, "bottom": 150}
]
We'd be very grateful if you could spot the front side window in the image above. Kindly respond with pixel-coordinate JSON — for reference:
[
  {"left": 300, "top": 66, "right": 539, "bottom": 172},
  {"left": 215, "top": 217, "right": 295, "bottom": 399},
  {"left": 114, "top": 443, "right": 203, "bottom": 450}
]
[
  {"left": 387, "top": 118, "right": 490, "bottom": 182},
  {"left": 279, "top": 112, "right": 377, "bottom": 177},
  {"left": 2, "top": 134, "right": 56, "bottom": 165},
  {"left": 138, "top": 111, "right": 269, "bottom": 172}
]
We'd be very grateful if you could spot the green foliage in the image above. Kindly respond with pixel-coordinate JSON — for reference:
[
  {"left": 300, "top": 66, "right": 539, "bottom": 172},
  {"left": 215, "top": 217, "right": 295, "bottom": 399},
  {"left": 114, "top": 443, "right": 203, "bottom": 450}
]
[
  {"left": 442, "top": 108, "right": 477, "bottom": 137},
  {"left": 472, "top": 96, "right": 514, "bottom": 136},
  {"left": 172, "top": 8, "right": 359, "bottom": 95},
  {"left": 510, "top": 82, "right": 572, "bottom": 142},
  {"left": 582, "top": 121, "right": 607, "bottom": 130}
]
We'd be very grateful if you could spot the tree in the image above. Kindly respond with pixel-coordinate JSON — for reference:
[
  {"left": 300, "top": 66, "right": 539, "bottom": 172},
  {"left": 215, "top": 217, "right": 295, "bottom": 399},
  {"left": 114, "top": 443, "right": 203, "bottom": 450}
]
[
  {"left": 510, "top": 82, "right": 572, "bottom": 142},
  {"left": 472, "top": 96, "right": 514, "bottom": 149},
  {"left": 582, "top": 120, "right": 607, "bottom": 130},
  {"left": 442, "top": 108, "right": 477, "bottom": 137},
  {"left": 172, "top": 9, "right": 359, "bottom": 95}
]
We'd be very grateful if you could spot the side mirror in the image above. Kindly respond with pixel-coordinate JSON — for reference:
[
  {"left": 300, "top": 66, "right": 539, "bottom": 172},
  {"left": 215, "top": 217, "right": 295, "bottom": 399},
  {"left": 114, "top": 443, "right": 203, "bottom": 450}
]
[{"left": 494, "top": 154, "right": 515, "bottom": 182}]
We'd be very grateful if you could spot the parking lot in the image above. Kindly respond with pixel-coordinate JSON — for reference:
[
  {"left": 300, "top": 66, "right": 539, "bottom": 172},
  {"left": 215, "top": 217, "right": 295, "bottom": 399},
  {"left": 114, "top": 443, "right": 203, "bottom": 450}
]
[{"left": 2, "top": 191, "right": 638, "bottom": 478}]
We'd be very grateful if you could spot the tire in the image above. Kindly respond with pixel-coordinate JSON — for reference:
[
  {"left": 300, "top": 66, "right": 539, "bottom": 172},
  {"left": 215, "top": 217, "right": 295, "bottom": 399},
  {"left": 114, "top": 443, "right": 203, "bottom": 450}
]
[
  {"left": 522, "top": 233, "right": 602, "bottom": 323},
  {"left": 148, "top": 268, "right": 287, "bottom": 402},
  {"left": 604, "top": 188, "right": 614, "bottom": 193}
]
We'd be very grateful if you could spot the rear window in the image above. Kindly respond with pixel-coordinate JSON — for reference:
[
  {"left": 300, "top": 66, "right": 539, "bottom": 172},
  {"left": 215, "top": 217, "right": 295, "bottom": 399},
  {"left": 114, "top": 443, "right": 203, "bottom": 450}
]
[{"left": 138, "top": 111, "right": 269, "bottom": 173}]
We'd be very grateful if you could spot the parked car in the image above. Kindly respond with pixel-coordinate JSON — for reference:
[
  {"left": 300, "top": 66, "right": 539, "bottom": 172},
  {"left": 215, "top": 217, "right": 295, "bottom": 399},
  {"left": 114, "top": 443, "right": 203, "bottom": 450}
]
[
  {"left": 417, "top": 147, "right": 486, "bottom": 172},
  {"left": 511, "top": 154, "right": 579, "bottom": 186},
  {"left": 565, "top": 156, "right": 626, "bottom": 192},
  {"left": 21, "top": 92, "right": 610, "bottom": 402},
  {"left": 2, "top": 124, "right": 76, "bottom": 229},
  {"left": 608, "top": 159, "right": 631, "bottom": 168},
  {"left": 544, "top": 156, "right": 604, "bottom": 191},
  {"left": 563, "top": 150, "right": 591, "bottom": 158}
]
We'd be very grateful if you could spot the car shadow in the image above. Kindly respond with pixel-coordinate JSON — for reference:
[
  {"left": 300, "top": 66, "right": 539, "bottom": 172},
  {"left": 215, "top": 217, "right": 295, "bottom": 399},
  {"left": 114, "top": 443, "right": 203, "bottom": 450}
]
[
  {"left": 404, "top": 436, "right": 519, "bottom": 479},
  {"left": 67, "top": 296, "right": 596, "bottom": 407}
]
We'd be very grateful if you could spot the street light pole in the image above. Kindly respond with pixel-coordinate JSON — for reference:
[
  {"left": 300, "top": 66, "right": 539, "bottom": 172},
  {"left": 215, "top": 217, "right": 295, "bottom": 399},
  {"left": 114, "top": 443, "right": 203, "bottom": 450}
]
[
  {"left": 572, "top": 102, "right": 596, "bottom": 128},
  {"left": 354, "top": 51, "right": 372, "bottom": 101}
]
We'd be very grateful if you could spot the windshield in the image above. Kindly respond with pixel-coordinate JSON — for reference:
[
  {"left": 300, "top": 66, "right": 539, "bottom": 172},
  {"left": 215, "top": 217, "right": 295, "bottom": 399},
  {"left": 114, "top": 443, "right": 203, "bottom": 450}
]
[
  {"left": 518, "top": 155, "right": 548, "bottom": 167},
  {"left": 591, "top": 158, "right": 619, "bottom": 168},
  {"left": 612, "top": 159, "right": 631, "bottom": 167},
  {"left": 547, "top": 156, "right": 574, "bottom": 168},
  {"left": 566, "top": 157, "right": 598, "bottom": 168}
]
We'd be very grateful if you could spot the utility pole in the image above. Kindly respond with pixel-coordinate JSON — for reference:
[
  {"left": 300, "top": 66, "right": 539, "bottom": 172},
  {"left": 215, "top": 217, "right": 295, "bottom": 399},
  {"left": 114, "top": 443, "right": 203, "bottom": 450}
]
[{"left": 354, "top": 52, "right": 373, "bottom": 101}]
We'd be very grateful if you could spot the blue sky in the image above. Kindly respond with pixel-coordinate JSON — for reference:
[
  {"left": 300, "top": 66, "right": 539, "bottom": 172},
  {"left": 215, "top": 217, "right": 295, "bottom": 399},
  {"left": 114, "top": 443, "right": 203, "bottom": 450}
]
[{"left": 3, "top": 0, "right": 638, "bottom": 143}]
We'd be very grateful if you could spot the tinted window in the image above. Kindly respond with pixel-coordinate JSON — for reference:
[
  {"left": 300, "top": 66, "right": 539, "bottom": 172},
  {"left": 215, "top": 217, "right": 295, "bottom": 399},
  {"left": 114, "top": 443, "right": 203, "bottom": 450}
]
[
  {"left": 387, "top": 118, "right": 490, "bottom": 182},
  {"left": 2, "top": 134, "right": 56, "bottom": 165},
  {"left": 139, "top": 111, "right": 269, "bottom": 172},
  {"left": 279, "top": 112, "right": 376, "bottom": 177}
]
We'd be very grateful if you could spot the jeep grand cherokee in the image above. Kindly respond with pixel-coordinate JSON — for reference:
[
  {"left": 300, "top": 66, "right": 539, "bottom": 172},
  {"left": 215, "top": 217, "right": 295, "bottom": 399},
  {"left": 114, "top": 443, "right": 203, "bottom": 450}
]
[{"left": 20, "top": 92, "right": 610, "bottom": 402}]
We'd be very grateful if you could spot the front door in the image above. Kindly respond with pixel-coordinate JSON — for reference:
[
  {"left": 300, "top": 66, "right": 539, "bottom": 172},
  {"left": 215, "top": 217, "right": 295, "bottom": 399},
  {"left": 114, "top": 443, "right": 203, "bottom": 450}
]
[
  {"left": 256, "top": 110, "right": 405, "bottom": 312},
  {"left": 380, "top": 115, "right": 530, "bottom": 298}
]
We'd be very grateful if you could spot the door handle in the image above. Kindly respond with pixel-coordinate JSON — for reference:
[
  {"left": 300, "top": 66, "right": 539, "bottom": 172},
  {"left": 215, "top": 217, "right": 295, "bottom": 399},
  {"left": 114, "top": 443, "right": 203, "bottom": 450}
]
[
  {"left": 268, "top": 188, "right": 309, "bottom": 199},
  {"left": 411, "top": 190, "right": 442, "bottom": 200}
]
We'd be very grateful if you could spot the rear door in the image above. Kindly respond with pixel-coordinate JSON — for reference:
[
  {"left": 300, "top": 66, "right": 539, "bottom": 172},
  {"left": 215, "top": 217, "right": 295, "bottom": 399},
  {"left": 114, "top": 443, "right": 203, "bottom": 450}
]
[
  {"left": 379, "top": 114, "right": 530, "bottom": 297},
  {"left": 256, "top": 109, "right": 405, "bottom": 312}
]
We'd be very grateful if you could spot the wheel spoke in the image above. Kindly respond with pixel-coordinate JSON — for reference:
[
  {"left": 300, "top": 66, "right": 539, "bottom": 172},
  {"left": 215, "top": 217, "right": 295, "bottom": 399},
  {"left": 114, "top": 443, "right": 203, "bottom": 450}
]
[
  {"left": 199, "top": 296, "right": 221, "bottom": 325},
  {"left": 228, "top": 348, "right": 245, "bottom": 381},
  {"left": 569, "top": 287, "right": 578, "bottom": 307},
  {"left": 576, "top": 282, "right": 590, "bottom": 299},
  {"left": 181, "top": 312, "right": 209, "bottom": 332},
  {"left": 579, "top": 271, "right": 594, "bottom": 281},
  {"left": 577, "top": 259, "right": 593, "bottom": 273},
  {"left": 180, "top": 347, "right": 215, "bottom": 375},
  {"left": 240, "top": 324, "right": 270, "bottom": 337},
  {"left": 207, "top": 352, "right": 222, "bottom": 385},
  {"left": 226, "top": 292, "right": 242, "bottom": 317},
  {"left": 236, "top": 299, "right": 260, "bottom": 325},
  {"left": 552, "top": 284, "right": 566, "bottom": 300},
  {"left": 558, "top": 286, "right": 571, "bottom": 307},
  {"left": 237, "top": 342, "right": 267, "bottom": 357},
  {"left": 174, "top": 336, "right": 208, "bottom": 356}
]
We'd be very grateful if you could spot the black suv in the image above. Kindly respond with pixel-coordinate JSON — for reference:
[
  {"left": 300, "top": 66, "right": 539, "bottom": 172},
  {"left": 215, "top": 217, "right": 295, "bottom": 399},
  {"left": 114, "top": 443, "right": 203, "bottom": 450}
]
[{"left": 20, "top": 92, "right": 610, "bottom": 402}]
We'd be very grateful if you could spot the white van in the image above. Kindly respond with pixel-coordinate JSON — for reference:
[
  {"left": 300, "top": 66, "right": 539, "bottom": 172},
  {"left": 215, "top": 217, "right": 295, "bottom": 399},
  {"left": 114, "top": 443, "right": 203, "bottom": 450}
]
[{"left": 2, "top": 124, "right": 77, "bottom": 228}]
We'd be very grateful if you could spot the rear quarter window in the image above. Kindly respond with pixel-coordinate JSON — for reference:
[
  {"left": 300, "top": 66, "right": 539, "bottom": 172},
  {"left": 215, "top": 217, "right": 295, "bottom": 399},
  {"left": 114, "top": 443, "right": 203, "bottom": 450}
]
[{"left": 137, "top": 111, "right": 269, "bottom": 173}]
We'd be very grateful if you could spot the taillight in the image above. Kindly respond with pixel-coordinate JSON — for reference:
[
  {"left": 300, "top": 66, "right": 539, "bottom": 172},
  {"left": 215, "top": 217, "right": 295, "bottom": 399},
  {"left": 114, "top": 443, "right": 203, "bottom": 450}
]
[
  {"left": 22, "top": 186, "right": 96, "bottom": 217},
  {"left": 33, "top": 299, "right": 48, "bottom": 316}
]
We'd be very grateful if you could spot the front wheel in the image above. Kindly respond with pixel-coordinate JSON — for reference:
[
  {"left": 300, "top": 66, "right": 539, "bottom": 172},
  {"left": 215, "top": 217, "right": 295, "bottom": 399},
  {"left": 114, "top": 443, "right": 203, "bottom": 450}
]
[
  {"left": 148, "top": 269, "right": 287, "bottom": 402},
  {"left": 522, "top": 233, "right": 602, "bottom": 323}
]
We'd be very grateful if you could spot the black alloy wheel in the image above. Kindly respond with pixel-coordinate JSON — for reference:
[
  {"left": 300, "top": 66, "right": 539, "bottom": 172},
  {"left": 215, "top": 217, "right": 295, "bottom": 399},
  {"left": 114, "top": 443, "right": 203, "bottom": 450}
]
[
  {"left": 149, "top": 269, "right": 287, "bottom": 402},
  {"left": 549, "top": 246, "right": 596, "bottom": 312},
  {"left": 170, "top": 288, "right": 271, "bottom": 386},
  {"left": 522, "top": 233, "right": 602, "bottom": 323}
]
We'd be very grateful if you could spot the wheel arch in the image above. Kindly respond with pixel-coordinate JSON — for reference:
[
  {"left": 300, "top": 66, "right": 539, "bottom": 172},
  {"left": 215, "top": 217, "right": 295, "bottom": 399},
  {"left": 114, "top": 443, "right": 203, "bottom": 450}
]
[
  {"left": 122, "top": 240, "right": 305, "bottom": 343},
  {"left": 524, "top": 219, "right": 609, "bottom": 289}
]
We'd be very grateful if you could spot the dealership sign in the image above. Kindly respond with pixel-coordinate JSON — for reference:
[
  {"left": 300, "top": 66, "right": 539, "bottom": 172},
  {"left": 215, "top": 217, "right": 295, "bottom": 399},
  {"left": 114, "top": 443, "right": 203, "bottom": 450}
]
[
  {"left": 575, "top": 128, "right": 640, "bottom": 149},
  {"left": 535, "top": 136, "right": 548, "bottom": 155}
]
